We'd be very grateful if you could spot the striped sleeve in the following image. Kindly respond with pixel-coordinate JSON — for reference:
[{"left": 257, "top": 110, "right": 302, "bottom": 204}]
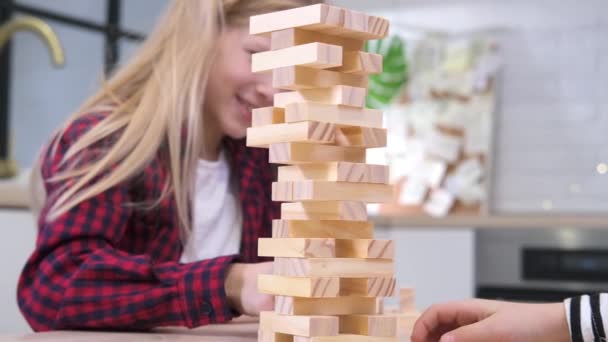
[{"left": 565, "top": 294, "right": 608, "bottom": 342}]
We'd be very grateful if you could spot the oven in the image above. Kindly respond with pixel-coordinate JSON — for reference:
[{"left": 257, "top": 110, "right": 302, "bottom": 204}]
[{"left": 476, "top": 228, "right": 608, "bottom": 302}]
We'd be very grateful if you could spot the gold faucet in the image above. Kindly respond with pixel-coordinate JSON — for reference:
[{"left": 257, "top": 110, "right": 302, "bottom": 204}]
[
  {"left": 0, "top": 16, "right": 65, "bottom": 178},
  {"left": 0, "top": 16, "right": 65, "bottom": 65}
]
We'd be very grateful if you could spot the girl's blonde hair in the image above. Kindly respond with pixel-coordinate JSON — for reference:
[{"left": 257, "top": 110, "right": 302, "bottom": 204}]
[{"left": 32, "top": 0, "right": 321, "bottom": 238}]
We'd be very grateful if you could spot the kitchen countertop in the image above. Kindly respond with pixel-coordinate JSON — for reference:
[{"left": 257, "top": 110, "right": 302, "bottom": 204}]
[
  {"left": 3, "top": 171, "right": 607, "bottom": 229},
  {"left": 373, "top": 213, "right": 608, "bottom": 229},
  {"left": 0, "top": 170, "right": 30, "bottom": 209},
  {"left": 1, "top": 317, "right": 260, "bottom": 341}
]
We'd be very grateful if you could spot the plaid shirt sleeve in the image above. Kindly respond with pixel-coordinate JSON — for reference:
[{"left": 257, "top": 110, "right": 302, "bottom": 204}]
[{"left": 17, "top": 115, "right": 237, "bottom": 331}]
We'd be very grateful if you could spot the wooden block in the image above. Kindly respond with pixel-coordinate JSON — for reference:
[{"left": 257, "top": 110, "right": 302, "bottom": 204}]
[
  {"left": 274, "top": 86, "right": 367, "bottom": 109},
  {"left": 247, "top": 121, "right": 335, "bottom": 148},
  {"left": 259, "top": 238, "right": 336, "bottom": 258},
  {"left": 252, "top": 43, "right": 343, "bottom": 72},
  {"left": 331, "top": 51, "right": 383, "bottom": 75},
  {"left": 260, "top": 311, "right": 339, "bottom": 337},
  {"left": 285, "top": 102, "right": 383, "bottom": 128},
  {"left": 335, "top": 239, "right": 394, "bottom": 259},
  {"left": 258, "top": 273, "right": 395, "bottom": 299},
  {"left": 252, "top": 107, "right": 285, "bottom": 127},
  {"left": 271, "top": 28, "right": 365, "bottom": 51},
  {"left": 376, "top": 298, "right": 385, "bottom": 314},
  {"left": 339, "top": 7, "right": 390, "bottom": 40},
  {"left": 340, "top": 277, "right": 397, "bottom": 297},
  {"left": 250, "top": 4, "right": 389, "bottom": 40},
  {"left": 272, "top": 181, "right": 294, "bottom": 203},
  {"left": 247, "top": 123, "right": 386, "bottom": 149},
  {"left": 251, "top": 4, "right": 343, "bottom": 36},
  {"left": 272, "top": 220, "right": 374, "bottom": 239},
  {"left": 269, "top": 142, "right": 365, "bottom": 164},
  {"left": 273, "top": 66, "right": 368, "bottom": 91},
  {"left": 397, "top": 312, "right": 420, "bottom": 333},
  {"left": 258, "top": 274, "right": 339, "bottom": 298},
  {"left": 274, "top": 258, "right": 393, "bottom": 278},
  {"left": 340, "top": 315, "right": 397, "bottom": 337},
  {"left": 258, "top": 330, "right": 269, "bottom": 342},
  {"left": 281, "top": 201, "right": 368, "bottom": 221},
  {"left": 399, "top": 288, "right": 417, "bottom": 313},
  {"left": 278, "top": 163, "right": 389, "bottom": 184},
  {"left": 335, "top": 126, "right": 387, "bottom": 148},
  {"left": 258, "top": 330, "right": 274, "bottom": 342},
  {"left": 259, "top": 330, "right": 293, "bottom": 342},
  {"left": 275, "top": 296, "right": 379, "bottom": 316},
  {"left": 259, "top": 238, "right": 392, "bottom": 259},
  {"left": 294, "top": 335, "right": 396, "bottom": 342},
  {"left": 272, "top": 181, "right": 394, "bottom": 203}
]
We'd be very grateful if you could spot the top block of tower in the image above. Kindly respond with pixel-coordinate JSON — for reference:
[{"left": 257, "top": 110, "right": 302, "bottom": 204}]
[{"left": 250, "top": 4, "right": 389, "bottom": 40}]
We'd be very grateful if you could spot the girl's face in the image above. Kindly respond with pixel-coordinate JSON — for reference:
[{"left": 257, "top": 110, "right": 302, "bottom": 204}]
[{"left": 205, "top": 27, "right": 275, "bottom": 140}]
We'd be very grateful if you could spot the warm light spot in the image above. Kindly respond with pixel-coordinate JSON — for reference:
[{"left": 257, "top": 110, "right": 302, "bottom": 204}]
[
  {"left": 542, "top": 200, "right": 553, "bottom": 211},
  {"left": 597, "top": 163, "right": 608, "bottom": 175}
]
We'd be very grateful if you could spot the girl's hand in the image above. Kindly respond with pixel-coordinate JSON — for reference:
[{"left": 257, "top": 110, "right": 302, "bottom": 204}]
[
  {"left": 411, "top": 299, "right": 570, "bottom": 342},
  {"left": 225, "top": 262, "right": 273, "bottom": 316}
]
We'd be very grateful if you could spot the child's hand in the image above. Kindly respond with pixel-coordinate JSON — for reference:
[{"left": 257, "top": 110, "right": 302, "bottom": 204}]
[
  {"left": 411, "top": 299, "right": 570, "bottom": 342},
  {"left": 225, "top": 262, "right": 273, "bottom": 316}
]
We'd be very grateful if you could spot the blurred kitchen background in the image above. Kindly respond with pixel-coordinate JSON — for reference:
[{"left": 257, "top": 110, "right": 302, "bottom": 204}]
[{"left": 0, "top": 0, "right": 606, "bottom": 333}]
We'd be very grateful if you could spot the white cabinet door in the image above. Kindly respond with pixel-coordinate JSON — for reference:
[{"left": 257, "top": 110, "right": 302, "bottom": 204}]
[
  {"left": 0, "top": 210, "right": 36, "bottom": 333},
  {"left": 376, "top": 226, "right": 475, "bottom": 310}
]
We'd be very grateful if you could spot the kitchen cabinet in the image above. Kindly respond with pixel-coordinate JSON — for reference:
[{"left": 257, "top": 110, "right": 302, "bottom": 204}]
[
  {"left": 0, "top": 209, "right": 36, "bottom": 333},
  {"left": 376, "top": 226, "right": 474, "bottom": 310}
]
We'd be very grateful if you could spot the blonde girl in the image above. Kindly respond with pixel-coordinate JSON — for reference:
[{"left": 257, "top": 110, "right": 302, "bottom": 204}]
[{"left": 17, "top": 0, "right": 319, "bottom": 331}]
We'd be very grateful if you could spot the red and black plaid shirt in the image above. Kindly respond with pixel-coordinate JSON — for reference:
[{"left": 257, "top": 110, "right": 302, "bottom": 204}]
[{"left": 17, "top": 113, "right": 277, "bottom": 331}]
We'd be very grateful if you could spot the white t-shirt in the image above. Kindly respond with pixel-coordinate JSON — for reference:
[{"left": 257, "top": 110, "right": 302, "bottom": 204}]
[{"left": 180, "top": 150, "right": 242, "bottom": 263}]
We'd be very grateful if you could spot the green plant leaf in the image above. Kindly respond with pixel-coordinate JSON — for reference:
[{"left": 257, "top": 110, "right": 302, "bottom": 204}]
[{"left": 366, "top": 36, "right": 408, "bottom": 109}]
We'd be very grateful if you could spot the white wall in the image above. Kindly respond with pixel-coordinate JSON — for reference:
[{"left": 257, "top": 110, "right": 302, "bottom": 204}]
[{"left": 333, "top": 0, "right": 608, "bottom": 214}]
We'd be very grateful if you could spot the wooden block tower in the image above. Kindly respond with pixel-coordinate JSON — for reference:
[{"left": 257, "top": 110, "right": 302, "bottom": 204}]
[{"left": 247, "top": 4, "right": 398, "bottom": 341}]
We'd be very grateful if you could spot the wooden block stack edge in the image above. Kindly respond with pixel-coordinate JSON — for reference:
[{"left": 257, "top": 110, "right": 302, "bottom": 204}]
[
  {"left": 384, "top": 288, "right": 422, "bottom": 341},
  {"left": 247, "top": 4, "right": 402, "bottom": 342}
]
